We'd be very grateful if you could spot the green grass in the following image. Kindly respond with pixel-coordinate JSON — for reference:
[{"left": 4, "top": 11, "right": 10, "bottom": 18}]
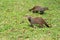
[{"left": 0, "top": 0, "right": 60, "bottom": 40}]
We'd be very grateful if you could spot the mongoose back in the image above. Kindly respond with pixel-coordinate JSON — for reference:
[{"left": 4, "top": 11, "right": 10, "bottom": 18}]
[
  {"left": 25, "top": 15, "right": 49, "bottom": 28},
  {"left": 29, "top": 6, "right": 49, "bottom": 14}
]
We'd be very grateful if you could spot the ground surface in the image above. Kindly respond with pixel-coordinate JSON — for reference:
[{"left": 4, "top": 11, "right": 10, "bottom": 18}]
[{"left": 0, "top": 0, "right": 60, "bottom": 40}]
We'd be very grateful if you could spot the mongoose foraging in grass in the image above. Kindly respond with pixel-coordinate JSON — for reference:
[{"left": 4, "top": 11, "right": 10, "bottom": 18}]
[
  {"left": 25, "top": 15, "right": 49, "bottom": 28},
  {"left": 29, "top": 6, "right": 49, "bottom": 14}
]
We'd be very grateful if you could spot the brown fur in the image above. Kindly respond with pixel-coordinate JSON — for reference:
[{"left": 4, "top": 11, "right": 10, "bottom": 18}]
[
  {"left": 29, "top": 6, "right": 49, "bottom": 14},
  {"left": 26, "top": 16, "right": 49, "bottom": 28}
]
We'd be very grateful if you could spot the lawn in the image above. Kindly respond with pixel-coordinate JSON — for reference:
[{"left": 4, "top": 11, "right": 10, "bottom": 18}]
[{"left": 0, "top": 0, "right": 60, "bottom": 40}]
